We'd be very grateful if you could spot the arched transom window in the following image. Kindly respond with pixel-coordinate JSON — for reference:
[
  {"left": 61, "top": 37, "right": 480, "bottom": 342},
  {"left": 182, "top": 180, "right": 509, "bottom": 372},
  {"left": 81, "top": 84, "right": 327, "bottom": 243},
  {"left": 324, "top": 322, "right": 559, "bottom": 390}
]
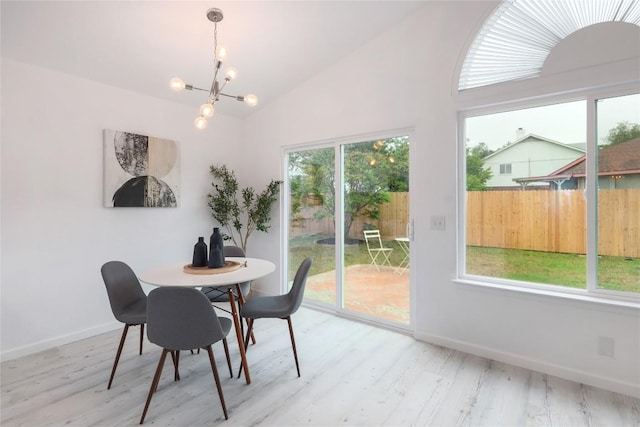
[{"left": 459, "top": 0, "right": 640, "bottom": 90}]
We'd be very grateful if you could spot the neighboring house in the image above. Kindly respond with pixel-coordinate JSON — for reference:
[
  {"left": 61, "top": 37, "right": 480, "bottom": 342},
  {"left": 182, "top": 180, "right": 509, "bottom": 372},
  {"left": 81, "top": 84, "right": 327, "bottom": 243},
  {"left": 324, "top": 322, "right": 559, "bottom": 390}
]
[
  {"left": 483, "top": 133, "right": 585, "bottom": 190},
  {"left": 515, "top": 137, "right": 640, "bottom": 190}
]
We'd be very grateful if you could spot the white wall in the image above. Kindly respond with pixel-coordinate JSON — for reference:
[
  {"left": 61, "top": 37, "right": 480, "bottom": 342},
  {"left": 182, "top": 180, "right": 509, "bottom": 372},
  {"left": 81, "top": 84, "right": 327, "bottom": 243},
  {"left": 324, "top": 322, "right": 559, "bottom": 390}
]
[
  {"left": 0, "top": 59, "right": 244, "bottom": 359},
  {"left": 242, "top": 2, "right": 640, "bottom": 397}
]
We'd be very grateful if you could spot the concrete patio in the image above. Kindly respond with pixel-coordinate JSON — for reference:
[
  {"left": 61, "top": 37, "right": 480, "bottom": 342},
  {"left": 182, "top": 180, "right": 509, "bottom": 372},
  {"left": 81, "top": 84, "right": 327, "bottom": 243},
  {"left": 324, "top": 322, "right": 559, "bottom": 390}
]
[{"left": 304, "top": 264, "right": 410, "bottom": 324}]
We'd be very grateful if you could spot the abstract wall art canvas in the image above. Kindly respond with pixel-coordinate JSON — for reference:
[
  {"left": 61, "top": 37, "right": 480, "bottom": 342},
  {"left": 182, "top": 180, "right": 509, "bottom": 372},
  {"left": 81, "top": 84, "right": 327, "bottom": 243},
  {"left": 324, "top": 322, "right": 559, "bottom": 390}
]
[{"left": 103, "top": 129, "right": 180, "bottom": 207}]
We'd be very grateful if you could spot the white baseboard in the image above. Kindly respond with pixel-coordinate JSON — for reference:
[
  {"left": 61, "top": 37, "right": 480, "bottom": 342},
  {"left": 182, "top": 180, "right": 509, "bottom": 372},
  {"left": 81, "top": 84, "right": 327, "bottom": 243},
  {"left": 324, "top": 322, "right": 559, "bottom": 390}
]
[
  {"left": 415, "top": 331, "right": 640, "bottom": 399},
  {"left": 1, "top": 321, "right": 120, "bottom": 362}
]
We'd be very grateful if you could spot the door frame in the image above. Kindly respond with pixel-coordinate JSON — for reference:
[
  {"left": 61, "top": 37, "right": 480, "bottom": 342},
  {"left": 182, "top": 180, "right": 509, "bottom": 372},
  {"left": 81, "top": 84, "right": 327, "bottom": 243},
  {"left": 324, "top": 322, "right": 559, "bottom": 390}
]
[{"left": 281, "top": 127, "right": 415, "bottom": 332}]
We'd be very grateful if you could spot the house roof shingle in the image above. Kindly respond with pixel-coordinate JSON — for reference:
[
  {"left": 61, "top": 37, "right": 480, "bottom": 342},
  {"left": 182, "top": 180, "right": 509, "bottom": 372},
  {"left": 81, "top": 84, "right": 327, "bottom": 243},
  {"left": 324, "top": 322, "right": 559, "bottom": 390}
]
[
  {"left": 515, "top": 137, "right": 640, "bottom": 183},
  {"left": 558, "top": 137, "right": 640, "bottom": 176}
]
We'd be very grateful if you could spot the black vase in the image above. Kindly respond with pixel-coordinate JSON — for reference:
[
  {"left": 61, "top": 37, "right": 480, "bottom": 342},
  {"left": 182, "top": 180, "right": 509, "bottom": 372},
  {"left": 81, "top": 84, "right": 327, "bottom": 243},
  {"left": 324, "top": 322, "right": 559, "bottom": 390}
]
[
  {"left": 192, "top": 237, "right": 208, "bottom": 267},
  {"left": 208, "top": 227, "right": 225, "bottom": 268},
  {"left": 209, "top": 247, "right": 224, "bottom": 268}
]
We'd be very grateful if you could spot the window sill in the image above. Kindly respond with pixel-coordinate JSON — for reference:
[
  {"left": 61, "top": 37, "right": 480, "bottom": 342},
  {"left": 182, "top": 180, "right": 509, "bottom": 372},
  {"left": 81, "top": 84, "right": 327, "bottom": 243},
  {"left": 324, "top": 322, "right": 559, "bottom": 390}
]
[{"left": 454, "top": 277, "right": 640, "bottom": 310}]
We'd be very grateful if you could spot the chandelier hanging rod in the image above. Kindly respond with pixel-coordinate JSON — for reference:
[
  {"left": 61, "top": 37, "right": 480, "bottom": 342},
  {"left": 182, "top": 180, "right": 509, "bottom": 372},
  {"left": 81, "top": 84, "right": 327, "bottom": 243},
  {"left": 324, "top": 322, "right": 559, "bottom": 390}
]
[{"left": 169, "top": 7, "right": 257, "bottom": 130}]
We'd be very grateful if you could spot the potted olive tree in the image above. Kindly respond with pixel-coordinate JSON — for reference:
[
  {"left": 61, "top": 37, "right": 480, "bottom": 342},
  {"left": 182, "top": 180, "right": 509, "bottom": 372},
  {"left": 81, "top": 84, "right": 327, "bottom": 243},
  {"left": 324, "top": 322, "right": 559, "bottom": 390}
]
[{"left": 207, "top": 164, "right": 282, "bottom": 253}]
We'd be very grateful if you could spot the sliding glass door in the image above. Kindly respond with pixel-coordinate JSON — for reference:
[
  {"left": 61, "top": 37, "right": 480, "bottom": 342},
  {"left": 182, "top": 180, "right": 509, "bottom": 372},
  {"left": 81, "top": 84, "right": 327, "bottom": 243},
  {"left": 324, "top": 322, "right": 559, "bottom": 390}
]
[
  {"left": 286, "top": 147, "right": 337, "bottom": 306},
  {"left": 341, "top": 137, "right": 410, "bottom": 324},
  {"left": 286, "top": 133, "right": 411, "bottom": 328}
]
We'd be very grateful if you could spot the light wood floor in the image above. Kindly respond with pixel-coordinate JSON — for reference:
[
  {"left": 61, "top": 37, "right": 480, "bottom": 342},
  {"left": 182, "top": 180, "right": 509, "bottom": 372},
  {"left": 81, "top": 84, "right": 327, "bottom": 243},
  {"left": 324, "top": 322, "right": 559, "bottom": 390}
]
[{"left": 2, "top": 307, "right": 639, "bottom": 426}]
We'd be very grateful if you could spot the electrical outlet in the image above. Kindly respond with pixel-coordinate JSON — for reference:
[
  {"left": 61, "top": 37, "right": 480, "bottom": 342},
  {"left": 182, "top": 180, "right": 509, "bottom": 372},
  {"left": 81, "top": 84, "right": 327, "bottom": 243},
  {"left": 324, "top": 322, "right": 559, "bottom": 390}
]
[
  {"left": 597, "top": 336, "right": 615, "bottom": 357},
  {"left": 430, "top": 215, "right": 446, "bottom": 231}
]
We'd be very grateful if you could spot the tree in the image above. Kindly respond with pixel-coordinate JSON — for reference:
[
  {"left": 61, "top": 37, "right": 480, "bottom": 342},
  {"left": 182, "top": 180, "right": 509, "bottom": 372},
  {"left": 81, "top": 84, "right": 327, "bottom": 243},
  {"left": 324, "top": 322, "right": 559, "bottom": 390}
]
[
  {"left": 289, "top": 137, "right": 409, "bottom": 240},
  {"left": 207, "top": 164, "right": 282, "bottom": 253},
  {"left": 383, "top": 139, "right": 409, "bottom": 191},
  {"left": 466, "top": 143, "right": 493, "bottom": 191},
  {"left": 469, "top": 142, "right": 493, "bottom": 158},
  {"left": 603, "top": 121, "right": 640, "bottom": 146}
]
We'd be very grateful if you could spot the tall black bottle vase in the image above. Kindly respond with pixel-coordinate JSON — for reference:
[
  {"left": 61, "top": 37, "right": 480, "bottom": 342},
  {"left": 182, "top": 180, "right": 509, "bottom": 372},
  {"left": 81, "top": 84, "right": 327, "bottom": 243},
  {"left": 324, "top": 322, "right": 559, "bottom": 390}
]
[{"left": 208, "top": 227, "right": 226, "bottom": 268}]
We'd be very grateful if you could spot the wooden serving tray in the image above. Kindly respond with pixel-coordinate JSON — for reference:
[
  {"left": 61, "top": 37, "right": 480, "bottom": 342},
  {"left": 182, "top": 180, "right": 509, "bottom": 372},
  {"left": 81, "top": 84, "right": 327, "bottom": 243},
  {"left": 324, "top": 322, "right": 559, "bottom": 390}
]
[{"left": 183, "top": 260, "right": 246, "bottom": 275}]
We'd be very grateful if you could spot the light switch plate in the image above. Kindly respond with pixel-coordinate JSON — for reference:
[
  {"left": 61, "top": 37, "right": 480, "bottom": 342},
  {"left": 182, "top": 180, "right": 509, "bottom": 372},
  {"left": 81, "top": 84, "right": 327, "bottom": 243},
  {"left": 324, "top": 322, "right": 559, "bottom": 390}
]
[{"left": 430, "top": 215, "right": 446, "bottom": 230}]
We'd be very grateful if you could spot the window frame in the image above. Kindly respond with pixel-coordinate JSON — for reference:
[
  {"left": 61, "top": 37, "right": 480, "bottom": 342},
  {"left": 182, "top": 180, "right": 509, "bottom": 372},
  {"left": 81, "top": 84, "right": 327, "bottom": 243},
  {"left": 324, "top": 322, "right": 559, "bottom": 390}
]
[
  {"left": 499, "top": 163, "right": 512, "bottom": 175},
  {"left": 458, "top": 0, "right": 640, "bottom": 91},
  {"left": 457, "top": 84, "right": 640, "bottom": 304}
]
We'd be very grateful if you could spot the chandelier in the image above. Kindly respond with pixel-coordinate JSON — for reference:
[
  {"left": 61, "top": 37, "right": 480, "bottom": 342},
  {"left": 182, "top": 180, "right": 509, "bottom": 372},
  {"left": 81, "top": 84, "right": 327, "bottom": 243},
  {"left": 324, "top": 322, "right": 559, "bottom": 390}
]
[{"left": 169, "top": 8, "right": 258, "bottom": 129}]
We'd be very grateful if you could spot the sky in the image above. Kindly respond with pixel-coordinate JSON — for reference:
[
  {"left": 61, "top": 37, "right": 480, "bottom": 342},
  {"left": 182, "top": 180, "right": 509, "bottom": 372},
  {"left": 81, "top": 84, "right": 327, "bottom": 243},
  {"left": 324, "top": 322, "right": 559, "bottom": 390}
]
[{"left": 465, "top": 93, "right": 640, "bottom": 151}]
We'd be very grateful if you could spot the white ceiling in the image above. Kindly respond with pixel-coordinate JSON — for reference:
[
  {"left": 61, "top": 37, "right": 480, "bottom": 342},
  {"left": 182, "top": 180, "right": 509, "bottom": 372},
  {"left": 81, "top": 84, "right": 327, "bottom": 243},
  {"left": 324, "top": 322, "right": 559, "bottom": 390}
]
[{"left": 1, "top": 1, "right": 427, "bottom": 118}]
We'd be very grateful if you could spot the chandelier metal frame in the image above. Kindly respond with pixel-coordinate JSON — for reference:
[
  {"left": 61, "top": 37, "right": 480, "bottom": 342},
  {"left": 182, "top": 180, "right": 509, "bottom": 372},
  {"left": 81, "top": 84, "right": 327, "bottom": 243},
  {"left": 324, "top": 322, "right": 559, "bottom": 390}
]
[{"left": 170, "top": 8, "right": 257, "bottom": 129}]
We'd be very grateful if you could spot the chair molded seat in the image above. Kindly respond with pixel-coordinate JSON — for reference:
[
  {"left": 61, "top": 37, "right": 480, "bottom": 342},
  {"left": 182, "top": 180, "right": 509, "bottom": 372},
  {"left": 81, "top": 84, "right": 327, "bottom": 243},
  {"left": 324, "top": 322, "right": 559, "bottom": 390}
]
[
  {"left": 101, "top": 260, "right": 147, "bottom": 390},
  {"left": 240, "top": 294, "right": 291, "bottom": 319},
  {"left": 239, "top": 258, "right": 312, "bottom": 378},
  {"left": 117, "top": 300, "right": 147, "bottom": 325},
  {"left": 141, "top": 286, "right": 233, "bottom": 424}
]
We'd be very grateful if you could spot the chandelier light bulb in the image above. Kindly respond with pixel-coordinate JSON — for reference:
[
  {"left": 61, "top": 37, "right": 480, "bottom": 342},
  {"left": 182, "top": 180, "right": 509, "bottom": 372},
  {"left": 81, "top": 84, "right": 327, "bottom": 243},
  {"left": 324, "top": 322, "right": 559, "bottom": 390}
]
[
  {"left": 215, "top": 45, "right": 227, "bottom": 62},
  {"left": 225, "top": 67, "right": 238, "bottom": 81},
  {"left": 200, "top": 103, "right": 215, "bottom": 118},
  {"left": 194, "top": 116, "right": 208, "bottom": 130},
  {"left": 170, "top": 77, "right": 185, "bottom": 92},
  {"left": 243, "top": 94, "right": 258, "bottom": 107}
]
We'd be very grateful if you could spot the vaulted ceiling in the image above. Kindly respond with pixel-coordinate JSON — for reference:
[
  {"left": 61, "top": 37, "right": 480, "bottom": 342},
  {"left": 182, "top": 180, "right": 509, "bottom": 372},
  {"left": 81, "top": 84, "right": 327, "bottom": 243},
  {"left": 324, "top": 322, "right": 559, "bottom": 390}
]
[{"left": 1, "top": 1, "right": 428, "bottom": 118}]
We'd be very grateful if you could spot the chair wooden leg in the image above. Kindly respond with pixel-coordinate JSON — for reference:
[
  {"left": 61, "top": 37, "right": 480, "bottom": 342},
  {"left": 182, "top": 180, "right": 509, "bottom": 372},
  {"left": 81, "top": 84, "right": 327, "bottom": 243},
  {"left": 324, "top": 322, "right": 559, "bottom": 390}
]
[
  {"left": 174, "top": 351, "right": 180, "bottom": 381},
  {"left": 139, "top": 324, "right": 144, "bottom": 355},
  {"left": 248, "top": 319, "right": 256, "bottom": 345},
  {"left": 237, "top": 318, "right": 254, "bottom": 378},
  {"left": 236, "top": 286, "right": 256, "bottom": 345},
  {"left": 169, "top": 351, "right": 180, "bottom": 381},
  {"left": 205, "top": 345, "right": 228, "bottom": 420},
  {"left": 222, "top": 339, "right": 233, "bottom": 378},
  {"left": 108, "top": 324, "right": 129, "bottom": 389},
  {"left": 286, "top": 316, "right": 301, "bottom": 377},
  {"left": 140, "top": 349, "right": 169, "bottom": 424},
  {"left": 243, "top": 318, "right": 254, "bottom": 350}
]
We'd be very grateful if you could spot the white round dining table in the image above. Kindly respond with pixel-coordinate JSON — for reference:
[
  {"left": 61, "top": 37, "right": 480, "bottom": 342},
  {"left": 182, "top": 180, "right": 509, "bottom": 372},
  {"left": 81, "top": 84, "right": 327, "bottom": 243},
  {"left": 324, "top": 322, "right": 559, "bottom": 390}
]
[
  {"left": 139, "top": 257, "right": 275, "bottom": 288},
  {"left": 139, "top": 257, "right": 276, "bottom": 385}
]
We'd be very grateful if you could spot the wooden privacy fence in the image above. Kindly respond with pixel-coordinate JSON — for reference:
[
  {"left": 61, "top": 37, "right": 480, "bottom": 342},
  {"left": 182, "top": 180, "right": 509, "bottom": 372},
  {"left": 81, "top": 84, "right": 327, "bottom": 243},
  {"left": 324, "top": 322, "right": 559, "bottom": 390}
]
[
  {"left": 353, "top": 192, "right": 409, "bottom": 238},
  {"left": 466, "top": 189, "right": 640, "bottom": 258},
  {"left": 289, "top": 192, "right": 410, "bottom": 239},
  {"left": 290, "top": 190, "right": 639, "bottom": 257}
]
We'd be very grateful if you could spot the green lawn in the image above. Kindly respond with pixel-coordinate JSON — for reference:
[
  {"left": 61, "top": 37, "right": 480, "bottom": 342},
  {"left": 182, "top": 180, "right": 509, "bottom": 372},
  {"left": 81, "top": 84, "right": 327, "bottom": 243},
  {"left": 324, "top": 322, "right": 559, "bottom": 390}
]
[
  {"left": 466, "top": 246, "right": 639, "bottom": 293},
  {"left": 287, "top": 234, "right": 640, "bottom": 293}
]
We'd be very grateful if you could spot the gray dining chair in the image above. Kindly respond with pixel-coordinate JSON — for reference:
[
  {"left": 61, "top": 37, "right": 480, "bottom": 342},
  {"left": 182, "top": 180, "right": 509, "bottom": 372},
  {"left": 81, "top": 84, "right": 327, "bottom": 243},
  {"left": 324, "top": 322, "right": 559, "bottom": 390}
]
[
  {"left": 140, "top": 286, "right": 233, "bottom": 424},
  {"left": 239, "top": 258, "right": 312, "bottom": 378},
  {"left": 101, "top": 261, "right": 147, "bottom": 390}
]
